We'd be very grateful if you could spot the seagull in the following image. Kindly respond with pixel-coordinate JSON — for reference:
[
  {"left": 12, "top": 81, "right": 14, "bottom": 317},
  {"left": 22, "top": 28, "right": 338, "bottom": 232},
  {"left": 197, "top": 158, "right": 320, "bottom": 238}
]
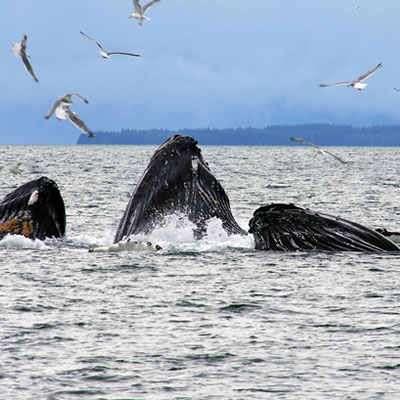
[
  {"left": 319, "top": 63, "right": 382, "bottom": 91},
  {"left": 129, "top": 0, "right": 161, "bottom": 25},
  {"left": 56, "top": 103, "right": 94, "bottom": 138},
  {"left": 80, "top": 31, "right": 140, "bottom": 59},
  {"left": 11, "top": 35, "right": 39, "bottom": 82},
  {"left": 45, "top": 95, "right": 94, "bottom": 137},
  {"left": 393, "top": 88, "right": 400, "bottom": 92},
  {"left": 45, "top": 93, "right": 88, "bottom": 120},
  {"left": 290, "top": 137, "right": 349, "bottom": 164}
]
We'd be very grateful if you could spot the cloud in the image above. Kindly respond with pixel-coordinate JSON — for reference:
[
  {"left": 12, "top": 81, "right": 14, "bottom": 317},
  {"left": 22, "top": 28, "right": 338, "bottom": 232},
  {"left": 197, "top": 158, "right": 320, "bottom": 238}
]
[{"left": 1, "top": 1, "right": 400, "bottom": 143}]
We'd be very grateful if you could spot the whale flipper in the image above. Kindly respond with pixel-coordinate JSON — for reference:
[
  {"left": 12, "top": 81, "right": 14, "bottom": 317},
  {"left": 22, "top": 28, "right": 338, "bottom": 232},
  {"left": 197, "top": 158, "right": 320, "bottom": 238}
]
[
  {"left": 249, "top": 204, "right": 400, "bottom": 252},
  {"left": 0, "top": 177, "right": 66, "bottom": 241},
  {"left": 114, "top": 134, "right": 247, "bottom": 242}
]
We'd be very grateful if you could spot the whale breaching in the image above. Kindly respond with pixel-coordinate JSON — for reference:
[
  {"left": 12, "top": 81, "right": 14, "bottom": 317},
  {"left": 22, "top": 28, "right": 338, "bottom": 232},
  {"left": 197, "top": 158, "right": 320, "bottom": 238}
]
[
  {"left": 129, "top": 0, "right": 161, "bottom": 25},
  {"left": 80, "top": 31, "right": 140, "bottom": 59},
  {"left": 11, "top": 35, "right": 39, "bottom": 82},
  {"left": 319, "top": 62, "right": 382, "bottom": 91},
  {"left": 45, "top": 93, "right": 94, "bottom": 137}
]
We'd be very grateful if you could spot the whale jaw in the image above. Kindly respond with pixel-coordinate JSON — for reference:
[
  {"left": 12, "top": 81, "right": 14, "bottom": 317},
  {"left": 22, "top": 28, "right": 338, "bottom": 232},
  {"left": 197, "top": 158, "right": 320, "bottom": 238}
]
[
  {"left": 249, "top": 203, "right": 400, "bottom": 252},
  {"left": 0, "top": 176, "right": 66, "bottom": 241},
  {"left": 114, "top": 134, "right": 247, "bottom": 243}
]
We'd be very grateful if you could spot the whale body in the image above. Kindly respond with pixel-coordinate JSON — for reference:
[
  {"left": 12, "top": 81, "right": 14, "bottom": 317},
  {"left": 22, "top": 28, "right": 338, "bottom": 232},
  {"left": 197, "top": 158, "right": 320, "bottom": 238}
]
[
  {"left": 114, "top": 134, "right": 248, "bottom": 243},
  {"left": 249, "top": 203, "right": 400, "bottom": 252},
  {"left": 0, "top": 176, "right": 66, "bottom": 241}
]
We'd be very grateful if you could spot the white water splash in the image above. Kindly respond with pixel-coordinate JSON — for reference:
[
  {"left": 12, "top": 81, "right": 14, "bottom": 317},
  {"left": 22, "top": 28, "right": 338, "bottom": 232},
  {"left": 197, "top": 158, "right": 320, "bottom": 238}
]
[
  {"left": 66, "top": 229, "right": 115, "bottom": 249},
  {"left": 144, "top": 214, "right": 253, "bottom": 252},
  {"left": 0, "top": 235, "right": 49, "bottom": 250},
  {"left": 74, "top": 214, "right": 253, "bottom": 253}
]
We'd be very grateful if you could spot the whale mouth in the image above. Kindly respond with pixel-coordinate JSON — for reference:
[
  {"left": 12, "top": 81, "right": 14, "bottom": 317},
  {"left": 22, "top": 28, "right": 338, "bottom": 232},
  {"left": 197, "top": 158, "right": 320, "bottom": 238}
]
[
  {"left": 249, "top": 203, "right": 400, "bottom": 252},
  {"left": 114, "top": 134, "right": 247, "bottom": 243},
  {"left": 0, "top": 176, "right": 66, "bottom": 241}
]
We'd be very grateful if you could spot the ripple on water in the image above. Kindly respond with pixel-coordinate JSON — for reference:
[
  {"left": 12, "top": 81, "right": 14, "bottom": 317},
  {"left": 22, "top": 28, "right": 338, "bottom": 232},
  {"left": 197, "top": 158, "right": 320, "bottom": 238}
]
[{"left": 2, "top": 146, "right": 400, "bottom": 399}]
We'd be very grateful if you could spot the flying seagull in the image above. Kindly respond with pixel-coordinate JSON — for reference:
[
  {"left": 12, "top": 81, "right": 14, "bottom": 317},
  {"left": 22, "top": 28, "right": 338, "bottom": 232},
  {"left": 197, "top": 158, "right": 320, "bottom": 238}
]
[
  {"left": 45, "top": 93, "right": 88, "bottom": 120},
  {"left": 129, "top": 0, "right": 161, "bottom": 25},
  {"left": 45, "top": 95, "right": 94, "bottom": 137},
  {"left": 319, "top": 63, "right": 382, "bottom": 91},
  {"left": 290, "top": 137, "right": 349, "bottom": 164},
  {"left": 393, "top": 88, "right": 400, "bottom": 92},
  {"left": 80, "top": 31, "right": 140, "bottom": 59},
  {"left": 11, "top": 35, "right": 39, "bottom": 82}
]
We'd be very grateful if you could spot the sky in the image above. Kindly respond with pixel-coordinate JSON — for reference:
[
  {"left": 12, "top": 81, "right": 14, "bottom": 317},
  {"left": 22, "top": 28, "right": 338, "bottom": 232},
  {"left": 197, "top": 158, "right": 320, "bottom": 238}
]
[{"left": 1, "top": 0, "right": 400, "bottom": 144}]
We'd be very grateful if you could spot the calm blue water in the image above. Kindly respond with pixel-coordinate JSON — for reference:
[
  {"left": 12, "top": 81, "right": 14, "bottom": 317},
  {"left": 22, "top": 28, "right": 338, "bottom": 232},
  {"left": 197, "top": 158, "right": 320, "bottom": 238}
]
[{"left": 1, "top": 145, "right": 400, "bottom": 399}]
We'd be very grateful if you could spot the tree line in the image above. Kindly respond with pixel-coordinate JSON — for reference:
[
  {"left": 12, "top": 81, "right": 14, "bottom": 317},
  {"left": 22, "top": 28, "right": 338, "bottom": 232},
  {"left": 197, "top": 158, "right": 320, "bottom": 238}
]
[{"left": 77, "top": 124, "right": 400, "bottom": 146}]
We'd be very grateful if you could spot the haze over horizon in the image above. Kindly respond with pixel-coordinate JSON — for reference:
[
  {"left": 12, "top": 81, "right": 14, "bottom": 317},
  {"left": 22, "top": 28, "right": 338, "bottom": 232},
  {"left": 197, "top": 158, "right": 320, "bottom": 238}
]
[{"left": 2, "top": 1, "right": 400, "bottom": 144}]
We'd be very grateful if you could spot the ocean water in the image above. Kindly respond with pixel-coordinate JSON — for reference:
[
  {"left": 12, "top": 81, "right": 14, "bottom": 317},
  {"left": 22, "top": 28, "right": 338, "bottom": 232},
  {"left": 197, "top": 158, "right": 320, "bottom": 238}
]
[{"left": 1, "top": 144, "right": 400, "bottom": 400}]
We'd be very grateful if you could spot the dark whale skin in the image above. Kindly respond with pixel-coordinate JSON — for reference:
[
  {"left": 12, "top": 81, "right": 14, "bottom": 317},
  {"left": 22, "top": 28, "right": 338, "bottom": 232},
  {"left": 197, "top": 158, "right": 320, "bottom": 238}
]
[
  {"left": 249, "top": 203, "right": 400, "bottom": 252},
  {"left": 0, "top": 176, "right": 66, "bottom": 241},
  {"left": 114, "top": 135, "right": 247, "bottom": 242}
]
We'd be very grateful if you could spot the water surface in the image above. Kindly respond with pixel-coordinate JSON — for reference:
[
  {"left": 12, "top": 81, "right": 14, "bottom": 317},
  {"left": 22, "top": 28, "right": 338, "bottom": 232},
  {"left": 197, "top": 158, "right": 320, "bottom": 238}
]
[{"left": 1, "top": 145, "right": 399, "bottom": 399}]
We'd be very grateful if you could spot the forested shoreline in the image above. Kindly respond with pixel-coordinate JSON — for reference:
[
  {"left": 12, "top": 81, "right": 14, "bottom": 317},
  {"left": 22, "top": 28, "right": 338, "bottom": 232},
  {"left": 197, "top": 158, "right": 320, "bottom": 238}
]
[{"left": 77, "top": 124, "right": 400, "bottom": 146}]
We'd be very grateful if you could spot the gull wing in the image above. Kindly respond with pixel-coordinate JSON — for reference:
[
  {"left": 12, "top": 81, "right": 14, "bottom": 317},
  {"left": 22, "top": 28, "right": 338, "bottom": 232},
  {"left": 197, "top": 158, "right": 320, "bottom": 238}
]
[
  {"left": 143, "top": 0, "right": 160, "bottom": 12},
  {"left": 20, "top": 35, "right": 28, "bottom": 53},
  {"left": 319, "top": 81, "right": 350, "bottom": 87},
  {"left": 249, "top": 204, "right": 400, "bottom": 252},
  {"left": 393, "top": 88, "right": 400, "bottom": 92},
  {"left": 21, "top": 54, "right": 39, "bottom": 82},
  {"left": 356, "top": 62, "right": 382, "bottom": 82},
  {"left": 66, "top": 108, "right": 94, "bottom": 137},
  {"left": 133, "top": 0, "right": 142, "bottom": 13},
  {"left": 80, "top": 31, "right": 106, "bottom": 53},
  {"left": 45, "top": 99, "right": 62, "bottom": 119},
  {"left": 107, "top": 51, "right": 140, "bottom": 57},
  {"left": 320, "top": 149, "right": 349, "bottom": 164},
  {"left": 290, "top": 137, "right": 321, "bottom": 150},
  {"left": 66, "top": 93, "right": 89, "bottom": 104},
  {"left": 18, "top": 35, "right": 39, "bottom": 82}
]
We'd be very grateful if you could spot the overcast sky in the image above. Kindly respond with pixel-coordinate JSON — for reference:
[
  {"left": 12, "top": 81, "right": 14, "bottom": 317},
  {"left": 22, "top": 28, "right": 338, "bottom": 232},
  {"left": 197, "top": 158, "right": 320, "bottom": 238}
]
[{"left": 1, "top": 1, "right": 400, "bottom": 144}]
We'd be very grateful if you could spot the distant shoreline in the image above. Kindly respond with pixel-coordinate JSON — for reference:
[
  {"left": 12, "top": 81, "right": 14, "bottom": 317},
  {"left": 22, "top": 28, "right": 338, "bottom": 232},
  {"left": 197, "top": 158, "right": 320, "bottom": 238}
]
[{"left": 77, "top": 124, "right": 400, "bottom": 146}]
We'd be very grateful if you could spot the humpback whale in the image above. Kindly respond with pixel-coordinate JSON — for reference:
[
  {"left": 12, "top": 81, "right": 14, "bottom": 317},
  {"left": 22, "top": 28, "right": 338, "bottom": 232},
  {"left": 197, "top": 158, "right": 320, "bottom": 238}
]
[
  {"left": 114, "top": 134, "right": 248, "bottom": 243},
  {"left": 249, "top": 204, "right": 400, "bottom": 252},
  {"left": 111, "top": 135, "right": 399, "bottom": 253},
  {"left": 0, "top": 177, "right": 66, "bottom": 241}
]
